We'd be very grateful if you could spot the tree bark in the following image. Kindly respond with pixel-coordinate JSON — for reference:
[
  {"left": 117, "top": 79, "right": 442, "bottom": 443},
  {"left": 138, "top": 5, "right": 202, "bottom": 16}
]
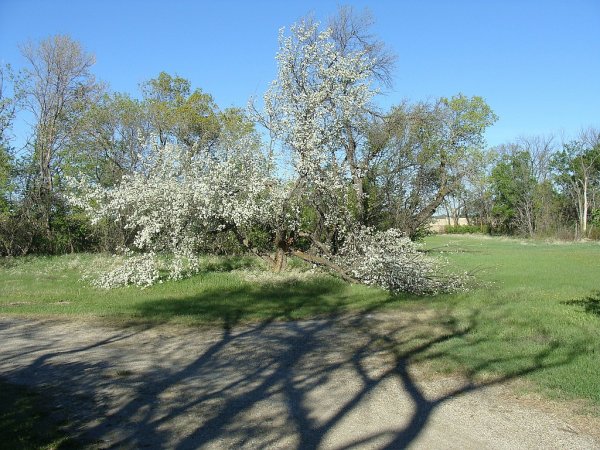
[
  {"left": 345, "top": 125, "right": 365, "bottom": 223},
  {"left": 583, "top": 176, "right": 588, "bottom": 234},
  {"left": 272, "top": 230, "right": 288, "bottom": 273}
]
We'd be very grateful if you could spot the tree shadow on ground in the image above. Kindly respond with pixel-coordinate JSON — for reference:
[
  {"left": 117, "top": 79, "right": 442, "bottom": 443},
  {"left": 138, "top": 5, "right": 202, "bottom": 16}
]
[
  {"left": 563, "top": 291, "right": 600, "bottom": 317},
  {"left": 0, "top": 378, "right": 81, "bottom": 449},
  {"left": 0, "top": 283, "right": 587, "bottom": 449}
]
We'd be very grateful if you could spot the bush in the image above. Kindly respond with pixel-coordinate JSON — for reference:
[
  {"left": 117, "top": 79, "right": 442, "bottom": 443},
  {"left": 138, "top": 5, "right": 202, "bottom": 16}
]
[
  {"left": 587, "top": 226, "right": 600, "bottom": 241},
  {"left": 444, "top": 224, "right": 489, "bottom": 234}
]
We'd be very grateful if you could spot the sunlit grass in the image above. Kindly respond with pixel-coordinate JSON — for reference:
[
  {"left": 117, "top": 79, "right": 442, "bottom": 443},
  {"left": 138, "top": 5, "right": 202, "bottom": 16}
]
[{"left": 420, "top": 235, "right": 600, "bottom": 407}]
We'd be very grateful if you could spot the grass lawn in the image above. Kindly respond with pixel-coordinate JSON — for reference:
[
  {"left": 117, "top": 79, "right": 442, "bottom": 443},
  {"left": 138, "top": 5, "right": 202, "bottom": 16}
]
[
  {"left": 422, "top": 235, "right": 600, "bottom": 409},
  {"left": 1, "top": 235, "right": 599, "bottom": 410}
]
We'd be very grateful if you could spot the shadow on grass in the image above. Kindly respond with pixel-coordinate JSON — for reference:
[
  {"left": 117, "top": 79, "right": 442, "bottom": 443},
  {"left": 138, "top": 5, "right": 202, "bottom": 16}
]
[
  {"left": 0, "top": 379, "right": 81, "bottom": 449},
  {"left": 130, "top": 276, "right": 404, "bottom": 328},
  {"left": 563, "top": 291, "right": 600, "bottom": 317},
  {"left": 0, "top": 276, "right": 588, "bottom": 449},
  {"left": 198, "top": 256, "right": 259, "bottom": 273}
]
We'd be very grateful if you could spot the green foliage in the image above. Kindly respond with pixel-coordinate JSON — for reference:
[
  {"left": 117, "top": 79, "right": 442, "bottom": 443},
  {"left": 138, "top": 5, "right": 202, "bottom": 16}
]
[
  {"left": 440, "top": 93, "right": 499, "bottom": 151},
  {"left": 142, "top": 72, "right": 220, "bottom": 148},
  {"left": 591, "top": 209, "right": 600, "bottom": 228},
  {"left": 551, "top": 136, "right": 600, "bottom": 236},
  {"left": 0, "top": 145, "right": 13, "bottom": 211},
  {"left": 490, "top": 150, "right": 536, "bottom": 234},
  {"left": 63, "top": 92, "right": 147, "bottom": 186},
  {"left": 47, "top": 209, "right": 98, "bottom": 254},
  {"left": 444, "top": 224, "right": 489, "bottom": 234},
  {"left": 370, "top": 94, "right": 497, "bottom": 237}
]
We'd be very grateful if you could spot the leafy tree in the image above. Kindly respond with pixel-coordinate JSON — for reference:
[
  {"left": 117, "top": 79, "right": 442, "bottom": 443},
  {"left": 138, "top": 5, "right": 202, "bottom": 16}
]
[
  {"left": 19, "top": 35, "right": 101, "bottom": 196},
  {"left": 65, "top": 92, "right": 148, "bottom": 186},
  {"left": 142, "top": 72, "right": 220, "bottom": 151},
  {"left": 552, "top": 129, "right": 600, "bottom": 236},
  {"left": 326, "top": 6, "right": 396, "bottom": 223},
  {"left": 0, "top": 65, "right": 17, "bottom": 210},
  {"left": 368, "top": 95, "right": 497, "bottom": 237},
  {"left": 490, "top": 149, "right": 537, "bottom": 235},
  {"left": 12, "top": 35, "right": 103, "bottom": 254}
]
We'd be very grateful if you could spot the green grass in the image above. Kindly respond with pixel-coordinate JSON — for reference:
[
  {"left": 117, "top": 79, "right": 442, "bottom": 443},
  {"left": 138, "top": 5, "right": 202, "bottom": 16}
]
[
  {"left": 1, "top": 236, "right": 599, "bottom": 410},
  {"left": 0, "top": 380, "right": 79, "bottom": 449},
  {"left": 0, "top": 254, "right": 398, "bottom": 327},
  {"left": 420, "top": 235, "right": 600, "bottom": 408}
]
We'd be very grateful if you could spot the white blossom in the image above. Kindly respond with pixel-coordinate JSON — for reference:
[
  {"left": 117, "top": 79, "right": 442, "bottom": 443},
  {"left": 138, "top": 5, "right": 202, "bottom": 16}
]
[
  {"left": 69, "top": 20, "right": 462, "bottom": 294},
  {"left": 68, "top": 134, "right": 281, "bottom": 287},
  {"left": 335, "top": 227, "right": 466, "bottom": 294}
]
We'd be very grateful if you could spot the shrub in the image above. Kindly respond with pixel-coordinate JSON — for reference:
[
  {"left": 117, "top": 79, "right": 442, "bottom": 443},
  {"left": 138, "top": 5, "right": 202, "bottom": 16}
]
[{"left": 444, "top": 224, "right": 489, "bottom": 234}]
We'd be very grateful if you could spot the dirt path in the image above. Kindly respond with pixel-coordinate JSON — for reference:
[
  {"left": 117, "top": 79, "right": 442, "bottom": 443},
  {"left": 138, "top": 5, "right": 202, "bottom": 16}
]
[{"left": 0, "top": 315, "right": 598, "bottom": 449}]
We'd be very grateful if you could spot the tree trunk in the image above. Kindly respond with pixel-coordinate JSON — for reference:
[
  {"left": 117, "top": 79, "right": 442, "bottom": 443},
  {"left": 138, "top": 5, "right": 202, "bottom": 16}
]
[
  {"left": 272, "top": 230, "right": 288, "bottom": 273},
  {"left": 292, "top": 250, "right": 358, "bottom": 283},
  {"left": 582, "top": 177, "right": 588, "bottom": 235},
  {"left": 408, "top": 184, "right": 452, "bottom": 238},
  {"left": 345, "top": 126, "right": 365, "bottom": 223}
]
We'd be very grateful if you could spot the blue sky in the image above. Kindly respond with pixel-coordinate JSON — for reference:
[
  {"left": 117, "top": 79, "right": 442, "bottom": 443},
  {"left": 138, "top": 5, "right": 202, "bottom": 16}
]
[{"left": 1, "top": 0, "right": 599, "bottom": 147}]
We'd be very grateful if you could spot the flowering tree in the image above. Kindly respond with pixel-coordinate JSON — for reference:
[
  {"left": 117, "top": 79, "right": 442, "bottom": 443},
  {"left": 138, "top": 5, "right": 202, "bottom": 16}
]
[
  {"left": 252, "top": 19, "right": 462, "bottom": 293},
  {"left": 256, "top": 19, "right": 373, "bottom": 271},
  {"left": 69, "top": 132, "right": 279, "bottom": 287},
  {"left": 70, "top": 18, "right": 463, "bottom": 294}
]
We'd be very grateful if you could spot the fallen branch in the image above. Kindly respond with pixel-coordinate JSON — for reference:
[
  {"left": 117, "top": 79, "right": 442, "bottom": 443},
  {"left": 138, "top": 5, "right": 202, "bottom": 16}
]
[{"left": 291, "top": 250, "right": 358, "bottom": 284}]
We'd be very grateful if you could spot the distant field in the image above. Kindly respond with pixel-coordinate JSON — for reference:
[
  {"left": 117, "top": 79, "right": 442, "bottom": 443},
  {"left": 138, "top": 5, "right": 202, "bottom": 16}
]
[{"left": 1, "top": 235, "right": 599, "bottom": 409}]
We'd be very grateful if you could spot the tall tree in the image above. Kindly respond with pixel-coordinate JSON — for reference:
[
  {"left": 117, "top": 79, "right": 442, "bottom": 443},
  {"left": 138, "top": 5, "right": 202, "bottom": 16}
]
[
  {"left": 19, "top": 35, "right": 100, "bottom": 196},
  {"left": 66, "top": 92, "right": 148, "bottom": 186},
  {"left": 257, "top": 16, "right": 381, "bottom": 268},
  {"left": 490, "top": 149, "right": 538, "bottom": 235},
  {"left": 552, "top": 128, "right": 600, "bottom": 236},
  {"left": 141, "top": 72, "right": 220, "bottom": 151},
  {"left": 370, "top": 95, "right": 497, "bottom": 237},
  {"left": 0, "top": 65, "right": 18, "bottom": 210},
  {"left": 327, "top": 6, "right": 396, "bottom": 222}
]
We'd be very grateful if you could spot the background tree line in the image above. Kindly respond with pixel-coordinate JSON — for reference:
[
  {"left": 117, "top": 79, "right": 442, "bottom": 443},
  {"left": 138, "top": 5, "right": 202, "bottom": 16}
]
[
  {"left": 0, "top": 12, "right": 598, "bottom": 259},
  {"left": 442, "top": 131, "right": 600, "bottom": 239}
]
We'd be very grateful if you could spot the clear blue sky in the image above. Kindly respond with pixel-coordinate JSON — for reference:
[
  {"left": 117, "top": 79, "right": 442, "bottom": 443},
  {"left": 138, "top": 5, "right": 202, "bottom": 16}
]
[{"left": 1, "top": 0, "right": 599, "bottom": 147}]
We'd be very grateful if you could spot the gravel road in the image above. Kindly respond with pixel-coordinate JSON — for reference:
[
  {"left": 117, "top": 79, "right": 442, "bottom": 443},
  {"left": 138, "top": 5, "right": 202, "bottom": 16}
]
[{"left": 0, "top": 315, "right": 598, "bottom": 449}]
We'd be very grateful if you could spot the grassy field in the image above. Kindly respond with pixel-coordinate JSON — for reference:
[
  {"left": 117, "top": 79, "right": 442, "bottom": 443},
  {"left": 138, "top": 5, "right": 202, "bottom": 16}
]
[
  {"left": 1, "top": 235, "right": 599, "bottom": 410},
  {"left": 422, "top": 235, "right": 600, "bottom": 408}
]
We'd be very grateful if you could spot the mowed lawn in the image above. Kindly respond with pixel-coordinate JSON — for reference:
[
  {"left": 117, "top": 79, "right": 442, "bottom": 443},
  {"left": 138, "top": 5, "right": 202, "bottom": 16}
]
[{"left": 1, "top": 235, "right": 599, "bottom": 409}]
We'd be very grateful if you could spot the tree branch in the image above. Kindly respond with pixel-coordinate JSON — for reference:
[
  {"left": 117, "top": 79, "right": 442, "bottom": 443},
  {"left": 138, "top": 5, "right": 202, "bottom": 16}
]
[{"left": 291, "top": 250, "right": 358, "bottom": 283}]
